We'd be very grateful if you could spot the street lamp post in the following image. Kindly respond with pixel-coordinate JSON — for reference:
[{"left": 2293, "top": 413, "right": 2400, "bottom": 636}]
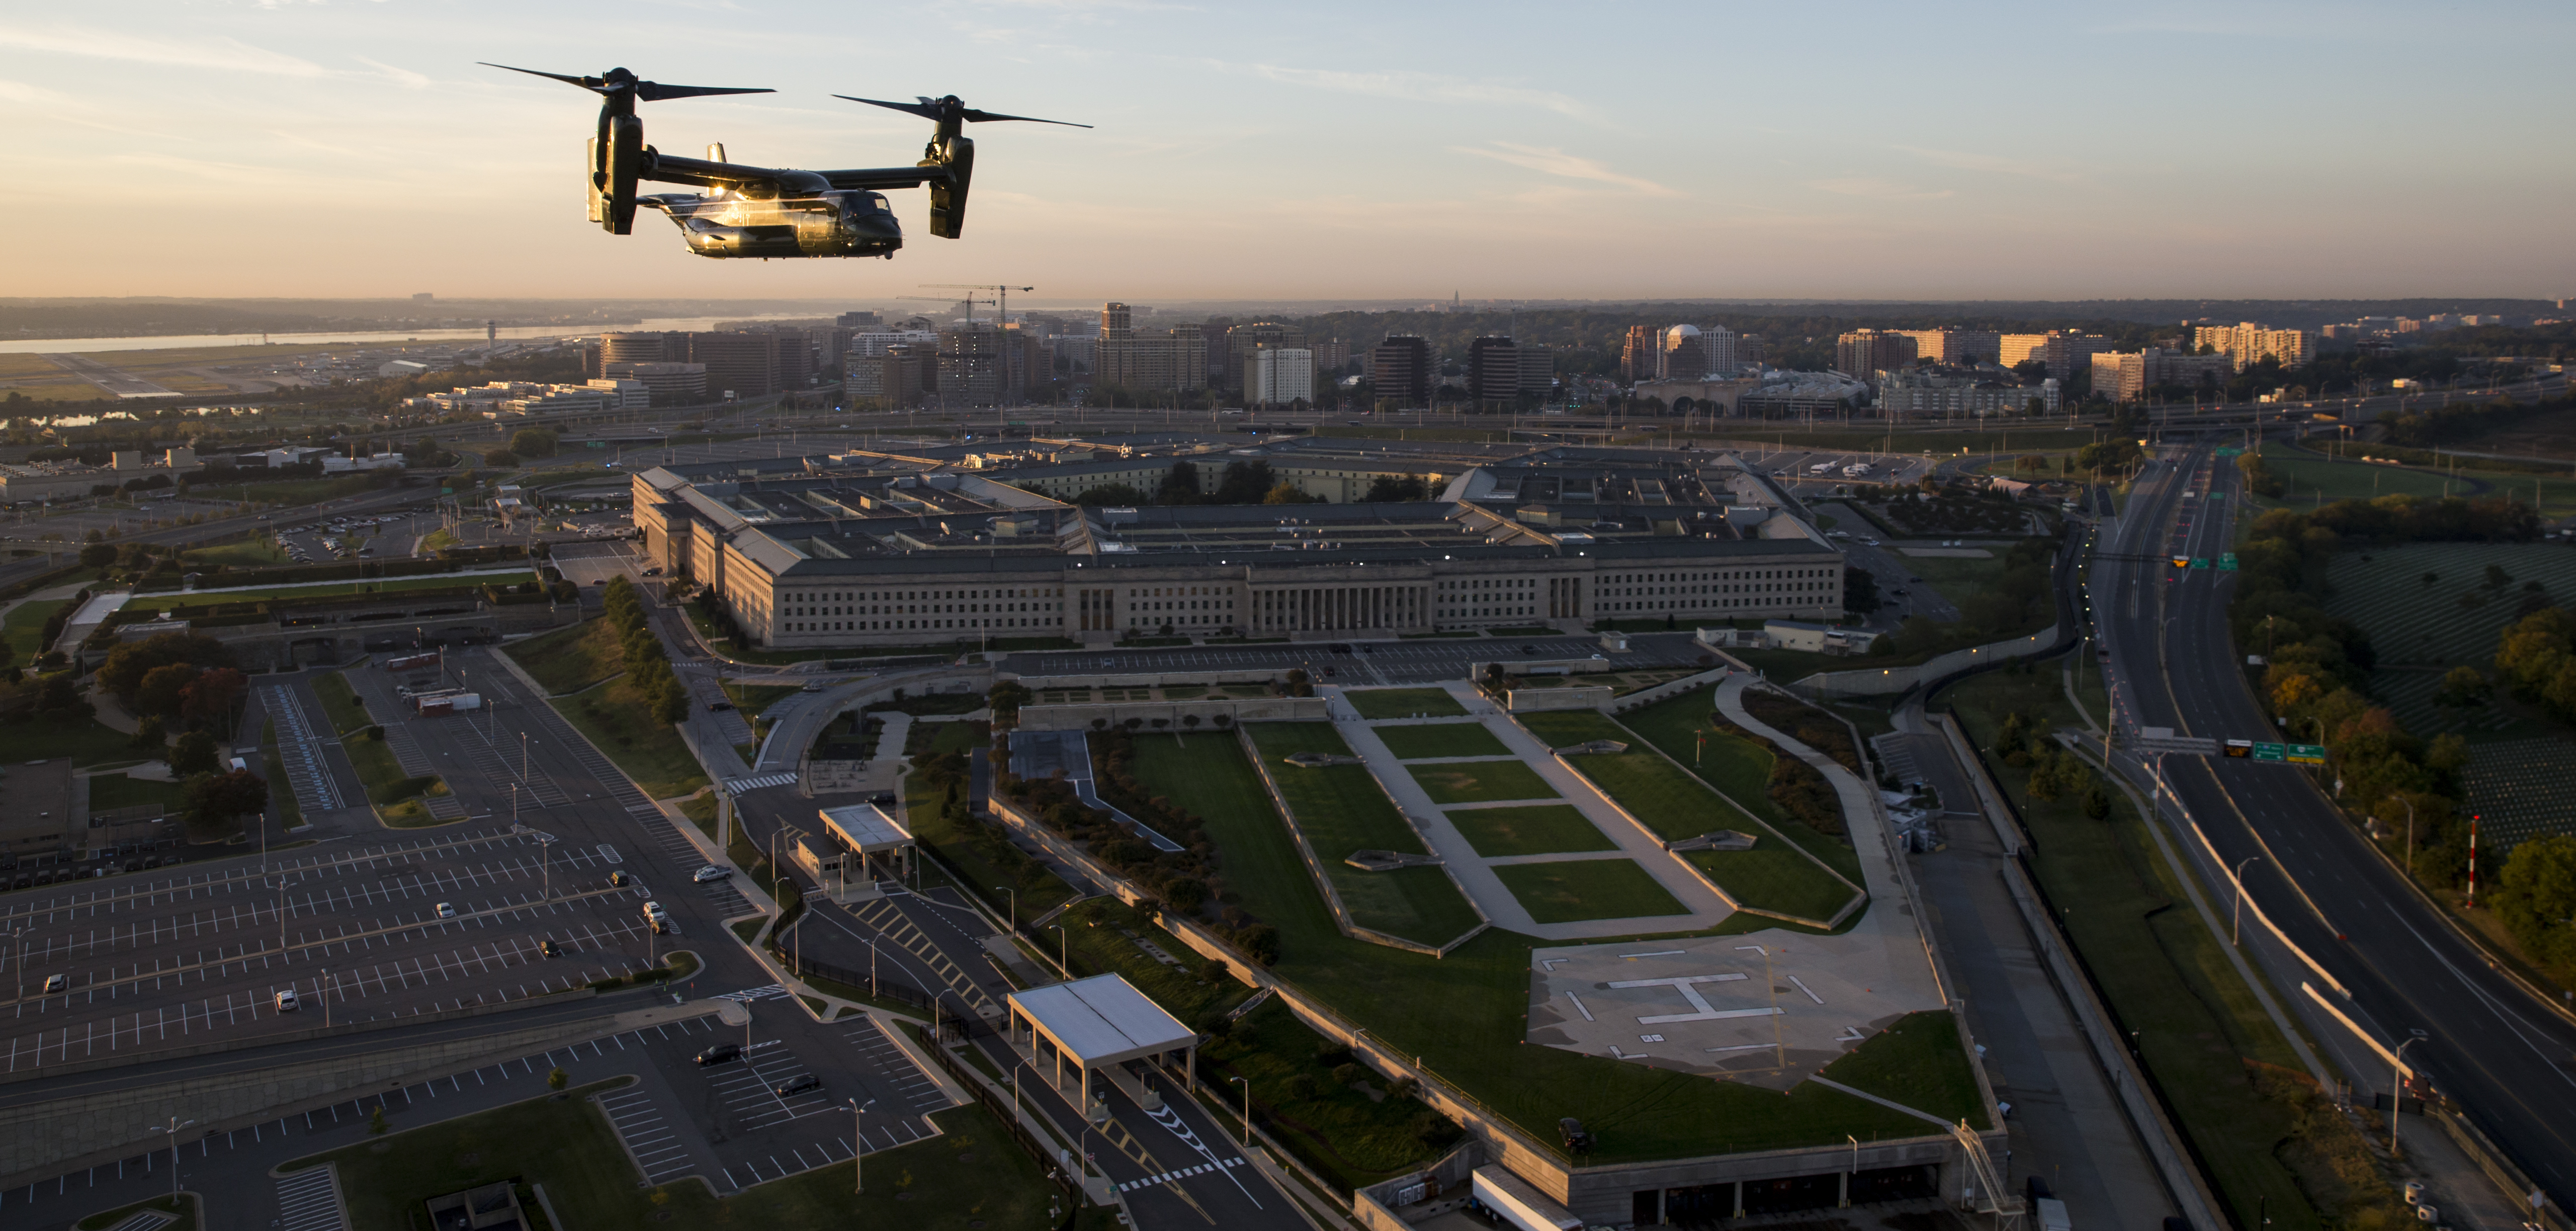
[
  {"left": 2391, "top": 1037, "right": 2423, "bottom": 1156},
  {"left": 1231, "top": 1075, "right": 1251, "bottom": 1148},
  {"left": 848, "top": 1097, "right": 878, "bottom": 1192},
  {"left": 151, "top": 1115, "right": 196, "bottom": 1198},
  {"left": 2231, "top": 856, "right": 2260, "bottom": 946},
  {"left": 1049, "top": 924, "right": 1068, "bottom": 980},
  {"left": 321, "top": 967, "right": 332, "bottom": 1027},
  {"left": 995, "top": 885, "right": 1016, "bottom": 932}
]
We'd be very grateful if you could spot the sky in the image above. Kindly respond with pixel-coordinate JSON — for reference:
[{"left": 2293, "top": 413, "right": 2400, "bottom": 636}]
[{"left": 5, "top": 1, "right": 2572, "bottom": 303}]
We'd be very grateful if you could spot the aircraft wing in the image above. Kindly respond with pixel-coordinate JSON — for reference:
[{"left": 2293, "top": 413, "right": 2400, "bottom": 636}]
[
  {"left": 817, "top": 165, "right": 953, "bottom": 191},
  {"left": 643, "top": 151, "right": 796, "bottom": 193}
]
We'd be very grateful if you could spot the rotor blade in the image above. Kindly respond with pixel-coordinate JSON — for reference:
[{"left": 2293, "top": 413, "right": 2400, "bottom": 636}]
[
  {"left": 958, "top": 107, "right": 1090, "bottom": 128},
  {"left": 833, "top": 95, "right": 942, "bottom": 121},
  {"left": 634, "top": 81, "right": 774, "bottom": 102},
  {"left": 480, "top": 62, "right": 606, "bottom": 91}
]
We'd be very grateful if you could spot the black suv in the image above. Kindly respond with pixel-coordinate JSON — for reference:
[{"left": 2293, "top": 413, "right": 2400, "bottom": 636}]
[{"left": 694, "top": 1042, "right": 743, "bottom": 1067}]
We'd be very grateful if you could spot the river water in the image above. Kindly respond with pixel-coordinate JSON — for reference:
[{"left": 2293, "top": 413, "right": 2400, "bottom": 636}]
[{"left": 0, "top": 314, "right": 828, "bottom": 356}]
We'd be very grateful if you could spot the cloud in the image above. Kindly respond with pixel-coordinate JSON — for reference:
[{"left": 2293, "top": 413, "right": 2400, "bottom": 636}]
[
  {"left": 1809, "top": 177, "right": 1953, "bottom": 201},
  {"left": 1452, "top": 142, "right": 1677, "bottom": 197},
  {"left": 0, "top": 25, "right": 328, "bottom": 76},
  {"left": 1893, "top": 145, "right": 2088, "bottom": 186},
  {"left": 1238, "top": 63, "right": 1597, "bottom": 121},
  {"left": 355, "top": 57, "right": 433, "bottom": 90}
]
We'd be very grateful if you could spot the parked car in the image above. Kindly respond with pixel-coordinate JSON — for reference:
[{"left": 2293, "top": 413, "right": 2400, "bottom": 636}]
[
  {"left": 692, "top": 865, "right": 729, "bottom": 884},
  {"left": 42, "top": 974, "right": 67, "bottom": 995},
  {"left": 539, "top": 939, "right": 560, "bottom": 958},
  {"left": 608, "top": 870, "right": 630, "bottom": 887},
  {"left": 695, "top": 1042, "right": 743, "bottom": 1067},
  {"left": 707, "top": 700, "right": 734, "bottom": 712},
  {"left": 435, "top": 902, "right": 456, "bottom": 919},
  {"left": 273, "top": 989, "right": 301, "bottom": 1013},
  {"left": 643, "top": 901, "right": 670, "bottom": 933},
  {"left": 773, "top": 1074, "right": 822, "bottom": 1097}
]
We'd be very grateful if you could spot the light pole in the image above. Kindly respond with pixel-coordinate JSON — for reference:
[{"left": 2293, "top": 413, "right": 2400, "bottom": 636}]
[
  {"left": 537, "top": 829, "right": 554, "bottom": 903},
  {"left": 2399, "top": 796, "right": 2417, "bottom": 877},
  {"left": 1049, "top": 924, "right": 1069, "bottom": 980},
  {"left": 1231, "top": 1075, "right": 1252, "bottom": 1148},
  {"left": 995, "top": 885, "right": 1016, "bottom": 932},
  {"left": 150, "top": 1115, "right": 195, "bottom": 1198},
  {"left": 2391, "top": 1037, "right": 2423, "bottom": 1156},
  {"left": 2231, "top": 857, "right": 2260, "bottom": 945},
  {"left": 848, "top": 1096, "right": 878, "bottom": 1192}
]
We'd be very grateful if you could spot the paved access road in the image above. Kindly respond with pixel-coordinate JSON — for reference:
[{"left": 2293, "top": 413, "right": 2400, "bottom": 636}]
[
  {"left": 2097, "top": 445, "right": 2576, "bottom": 1211},
  {"left": 1008, "top": 630, "right": 1715, "bottom": 684}
]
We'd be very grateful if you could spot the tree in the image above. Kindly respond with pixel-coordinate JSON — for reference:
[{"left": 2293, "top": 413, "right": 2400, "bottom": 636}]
[
  {"left": 510, "top": 427, "right": 560, "bottom": 458},
  {"left": 185, "top": 768, "right": 267, "bottom": 829},
  {"left": 2082, "top": 784, "right": 2112, "bottom": 820},
  {"left": 2493, "top": 835, "right": 2576, "bottom": 979},
  {"left": 96, "top": 632, "right": 233, "bottom": 700},
  {"left": 482, "top": 449, "right": 521, "bottom": 468},
  {"left": 548, "top": 1067, "right": 570, "bottom": 1093},
  {"left": 1263, "top": 481, "right": 1320, "bottom": 505},
  {"left": 1074, "top": 483, "right": 1151, "bottom": 507},
  {"left": 135, "top": 662, "right": 201, "bottom": 722},
  {"left": 1155, "top": 461, "right": 1201, "bottom": 504},
  {"left": 129, "top": 714, "right": 166, "bottom": 753},
  {"left": 987, "top": 680, "right": 1033, "bottom": 728},
  {"left": 179, "top": 667, "right": 249, "bottom": 736},
  {"left": 2433, "top": 666, "right": 2493, "bottom": 710},
  {"left": 78, "top": 543, "right": 117, "bottom": 568},
  {"left": 1841, "top": 567, "right": 1879, "bottom": 613},
  {"left": 368, "top": 1105, "right": 389, "bottom": 1135},
  {"left": 169, "top": 730, "right": 220, "bottom": 776}
]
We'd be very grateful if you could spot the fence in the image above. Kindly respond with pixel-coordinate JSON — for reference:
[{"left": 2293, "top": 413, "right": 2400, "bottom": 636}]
[{"left": 911, "top": 1023, "right": 1084, "bottom": 1203}]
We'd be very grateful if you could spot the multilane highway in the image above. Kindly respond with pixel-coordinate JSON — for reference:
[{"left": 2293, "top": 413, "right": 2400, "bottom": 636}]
[{"left": 2094, "top": 445, "right": 2576, "bottom": 1211}]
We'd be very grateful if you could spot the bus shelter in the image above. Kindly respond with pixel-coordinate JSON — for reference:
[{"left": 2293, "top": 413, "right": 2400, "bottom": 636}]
[{"left": 1005, "top": 974, "right": 1198, "bottom": 1111}]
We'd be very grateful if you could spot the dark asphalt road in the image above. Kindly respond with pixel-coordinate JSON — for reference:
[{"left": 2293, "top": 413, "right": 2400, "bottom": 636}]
[{"left": 2097, "top": 446, "right": 2576, "bottom": 1211}]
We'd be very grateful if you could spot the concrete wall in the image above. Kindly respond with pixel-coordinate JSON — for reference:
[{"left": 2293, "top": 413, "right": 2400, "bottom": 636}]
[
  {"left": 1012, "top": 696, "right": 1328, "bottom": 731},
  {"left": 1003, "top": 670, "right": 1286, "bottom": 689},
  {"left": 1503, "top": 685, "right": 1614, "bottom": 713},
  {"left": 1607, "top": 666, "right": 1734, "bottom": 715}
]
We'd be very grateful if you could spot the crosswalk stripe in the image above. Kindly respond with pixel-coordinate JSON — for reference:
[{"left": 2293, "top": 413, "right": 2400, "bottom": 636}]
[{"left": 725, "top": 773, "right": 798, "bottom": 795}]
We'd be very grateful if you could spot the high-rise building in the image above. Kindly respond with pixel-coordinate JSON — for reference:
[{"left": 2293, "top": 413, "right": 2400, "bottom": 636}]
[
  {"left": 2192, "top": 322, "right": 2312, "bottom": 369},
  {"left": 600, "top": 361, "right": 707, "bottom": 406},
  {"left": 687, "top": 331, "right": 779, "bottom": 399},
  {"left": 1999, "top": 333, "right": 2051, "bottom": 369},
  {"left": 1894, "top": 329, "right": 2004, "bottom": 367},
  {"left": 1657, "top": 325, "right": 1707, "bottom": 380},
  {"left": 1515, "top": 343, "right": 1554, "bottom": 396},
  {"left": 1738, "top": 333, "right": 1767, "bottom": 369},
  {"left": 2038, "top": 331, "right": 2114, "bottom": 382},
  {"left": 1228, "top": 322, "right": 1309, "bottom": 395},
  {"left": 835, "top": 310, "right": 882, "bottom": 329},
  {"left": 2090, "top": 349, "right": 2234, "bottom": 401},
  {"left": 600, "top": 331, "right": 686, "bottom": 371},
  {"left": 1834, "top": 330, "right": 1917, "bottom": 382},
  {"left": 1201, "top": 316, "right": 1236, "bottom": 380},
  {"left": 1312, "top": 338, "right": 1351, "bottom": 374},
  {"left": 776, "top": 334, "right": 818, "bottom": 390},
  {"left": 1701, "top": 326, "right": 1738, "bottom": 378},
  {"left": 1619, "top": 325, "right": 1657, "bottom": 384},
  {"left": 1248, "top": 348, "right": 1313, "bottom": 407},
  {"left": 1468, "top": 336, "right": 1521, "bottom": 406},
  {"left": 1095, "top": 304, "right": 1207, "bottom": 392},
  {"left": 937, "top": 323, "right": 1013, "bottom": 406},
  {"left": 1372, "top": 335, "right": 1432, "bottom": 408}
]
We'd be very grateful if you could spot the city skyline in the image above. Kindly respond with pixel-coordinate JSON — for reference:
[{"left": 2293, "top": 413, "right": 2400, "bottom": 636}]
[{"left": 6, "top": 1, "right": 2572, "bottom": 300}]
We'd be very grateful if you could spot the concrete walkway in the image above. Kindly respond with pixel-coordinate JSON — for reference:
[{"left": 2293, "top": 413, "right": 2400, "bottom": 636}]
[{"left": 1320, "top": 683, "right": 1737, "bottom": 941}]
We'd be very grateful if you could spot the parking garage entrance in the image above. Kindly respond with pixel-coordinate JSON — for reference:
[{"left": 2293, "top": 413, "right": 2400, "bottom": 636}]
[{"left": 1643, "top": 1163, "right": 1936, "bottom": 1225}]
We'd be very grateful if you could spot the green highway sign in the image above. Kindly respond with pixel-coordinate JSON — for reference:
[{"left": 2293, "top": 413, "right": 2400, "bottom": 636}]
[
  {"left": 2208, "top": 492, "right": 2225, "bottom": 502},
  {"left": 2253, "top": 742, "right": 2286, "bottom": 762},
  {"left": 2215, "top": 446, "right": 2244, "bottom": 457},
  {"left": 2287, "top": 743, "right": 2328, "bottom": 765},
  {"left": 2189, "top": 558, "right": 2210, "bottom": 569},
  {"left": 2218, "top": 553, "right": 2239, "bottom": 571}
]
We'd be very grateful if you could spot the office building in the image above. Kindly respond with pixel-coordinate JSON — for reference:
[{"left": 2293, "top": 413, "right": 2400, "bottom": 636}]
[
  {"left": 2192, "top": 322, "right": 2312, "bottom": 369},
  {"left": 1094, "top": 303, "right": 1208, "bottom": 393},
  {"left": 937, "top": 323, "right": 1013, "bottom": 406},
  {"left": 1657, "top": 325, "right": 1708, "bottom": 381},
  {"left": 2089, "top": 348, "right": 2235, "bottom": 401},
  {"left": 1371, "top": 335, "right": 1433, "bottom": 408},
  {"left": 1229, "top": 322, "right": 1310, "bottom": 397},
  {"left": 1998, "top": 333, "right": 2050, "bottom": 368},
  {"left": 1834, "top": 330, "right": 1917, "bottom": 382},
  {"left": 602, "top": 362, "right": 708, "bottom": 406},
  {"left": 1312, "top": 338, "right": 1351, "bottom": 375},
  {"left": 1875, "top": 369, "right": 2040, "bottom": 419},
  {"left": 2038, "top": 331, "right": 2114, "bottom": 382},
  {"left": 1894, "top": 329, "right": 2004, "bottom": 367},
  {"left": 1248, "top": 348, "right": 1314, "bottom": 408},
  {"left": 689, "top": 331, "right": 780, "bottom": 400},
  {"left": 600, "top": 331, "right": 686, "bottom": 366},
  {"left": 1620, "top": 325, "right": 1657, "bottom": 384},
  {"left": 1468, "top": 336, "right": 1522, "bottom": 407}
]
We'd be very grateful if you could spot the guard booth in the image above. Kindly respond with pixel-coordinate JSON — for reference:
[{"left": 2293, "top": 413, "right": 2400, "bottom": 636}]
[
  {"left": 1005, "top": 974, "right": 1198, "bottom": 1119},
  {"left": 817, "top": 803, "right": 916, "bottom": 897}
]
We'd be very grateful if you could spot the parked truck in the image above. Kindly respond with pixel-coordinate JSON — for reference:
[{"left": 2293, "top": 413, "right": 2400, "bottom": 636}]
[{"left": 414, "top": 691, "right": 483, "bottom": 716}]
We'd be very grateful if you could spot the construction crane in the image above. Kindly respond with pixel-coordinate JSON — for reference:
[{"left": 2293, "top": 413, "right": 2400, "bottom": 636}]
[
  {"left": 919, "top": 283, "right": 1033, "bottom": 325},
  {"left": 894, "top": 294, "right": 994, "bottom": 322}
]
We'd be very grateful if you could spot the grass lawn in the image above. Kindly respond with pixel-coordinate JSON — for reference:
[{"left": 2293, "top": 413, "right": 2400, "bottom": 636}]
[
  {"left": 906, "top": 733, "right": 1076, "bottom": 922},
  {"left": 86, "top": 773, "right": 187, "bottom": 818},
  {"left": 1172, "top": 728, "right": 1480, "bottom": 948},
  {"left": 1199, "top": 998, "right": 1456, "bottom": 1190},
  {"left": 1341, "top": 687, "right": 1467, "bottom": 719},
  {"left": 181, "top": 539, "right": 291, "bottom": 569},
  {"left": 1403, "top": 760, "right": 1560, "bottom": 805},
  {"left": 504, "top": 619, "right": 623, "bottom": 695},
  {"left": 1444, "top": 804, "right": 1617, "bottom": 857},
  {"left": 262, "top": 720, "right": 302, "bottom": 831},
  {"left": 310, "top": 671, "right": 374, "bottom": 735},
  {"left": 340, "top": 729, "right": 444, "bottom": 806},
  {"left": 1371, "top": 722, "right": 1510, "bottom": 760},
  {"left": 552, "top": 677, "right": 709, "bottom": 799},
  {"left": 1816, "top": 1010, "right": 1987, "bottom": 1127},
  {"left": 3, "top": 598, "right": 67, "bottom": 664},
  {"left": 1617, "top": 689, "right": 1865, "bottom": 883},
  {"left": 0, "top": 714, "right": 156, "bottom": 767},
  {"left": 1493, "top": 859, "right": 1687, "bottom": 924},
  {"left": 1517, "top": 709, "right": 1859, "bottom": 923},
  {"left": 282, "top": 1082, "right": 1061, "bottom": 1230},
  {"left": 722, "top": 681, "right": 803, "bottom": 714},
  {"left": 2253, "top": 445, "right": 2456, "bottom": 508},
  {"left": 1940, "top": 668, "right": 2374, "bottom": 1230},
  {"left": 1123, "top": 739, "right": 1935, "bottom": 1164},
  {"left": 1055, "top": 896, "right": 1251, "bottom": 1029},
  {"left": 119, "top": 571, "right": 538, "bottom": 615}
]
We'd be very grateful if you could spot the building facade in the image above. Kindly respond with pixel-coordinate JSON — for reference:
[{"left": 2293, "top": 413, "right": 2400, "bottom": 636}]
[
  {"left": 1371, "top": 335, "right": 1433, "bottom": 408},
  {"left": 2089, "top": 348, "right": 2236, "bottom": 401},
  {"left": 1095, "top": 303, "right": 1209, "bottom": 393},
  {"left": 1833, "top": 330, "right": 1917, "bottom": 382},
  {"left": 1248, "top": 347, "right": 1314, "bottom": 407},
  {"left": 2192, "top": 321, "right": 2312, "bottom": 369}
]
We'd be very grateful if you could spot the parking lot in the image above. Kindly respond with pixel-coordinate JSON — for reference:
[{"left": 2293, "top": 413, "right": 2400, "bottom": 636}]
[
  {"left": 267, "top": 507, "right": 437, "bottom": 566},
  {"left": 0, "top": 827, "right": 677, "bottom": 1072},
  {"left": 1006, "top": 630, "right": 1714, "bottom": 684}
]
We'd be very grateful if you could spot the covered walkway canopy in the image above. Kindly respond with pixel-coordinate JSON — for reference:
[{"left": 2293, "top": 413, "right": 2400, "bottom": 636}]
[
  {"left": 818, "top": 803, "right": 916, "bottom": 881},
  {"left": 1005, "top": 974, "right": 1199, "bottom": 1109}
]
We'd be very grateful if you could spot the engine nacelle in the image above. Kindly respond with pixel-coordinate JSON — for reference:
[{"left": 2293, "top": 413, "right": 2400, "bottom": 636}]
[
  {"left": 921, "top": 133, "right": 973, "bottom": 239},
  {"left": 584, "top": 137, "right": 606, "bottom": 224}
]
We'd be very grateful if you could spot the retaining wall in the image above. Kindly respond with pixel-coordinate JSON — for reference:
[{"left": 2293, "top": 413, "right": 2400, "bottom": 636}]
[
  {"left": 1014, "top": 696, "right": 1329, "bottom": 731},
  {"left": 1234, "top": 727, "right": 1489, "bottom": 958},
  {"left": 1789, "top": 622, "right": 2063, "bottom": 698}
]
